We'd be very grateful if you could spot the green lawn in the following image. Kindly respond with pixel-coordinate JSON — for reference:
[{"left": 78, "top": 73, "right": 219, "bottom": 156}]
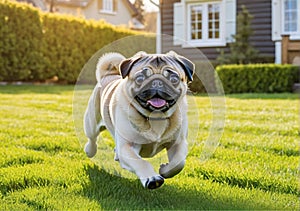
[{"left": 0, "top": 85, "right": 298, "bottom": 210}]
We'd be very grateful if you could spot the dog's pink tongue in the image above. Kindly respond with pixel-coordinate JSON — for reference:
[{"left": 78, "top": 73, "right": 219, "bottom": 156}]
[{"left": 147, "top": 98, "right": 167, "bottom": 108}]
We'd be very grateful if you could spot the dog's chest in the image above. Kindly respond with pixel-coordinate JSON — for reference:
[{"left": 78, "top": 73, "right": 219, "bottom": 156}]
[
  {"left": 130, "top": 118, "right": 177, "bottom": 144},
  {"left": 147, "top": 119, "right": 169, "bottom": 141},
  {"left": 137, "top": 140, "right": 172, "bottom": 158}
]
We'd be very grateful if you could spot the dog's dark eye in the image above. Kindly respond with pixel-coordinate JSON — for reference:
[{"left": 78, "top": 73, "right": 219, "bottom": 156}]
[
  {"left": 170, "top": 73, "right": 180, "bottom": 85},
  {"left": 163, "top": 69, "right": 169, "bottom": 77},
  {"left": 135, "top": 74, "right": 145, "bottom": 85},
  {"left": 142, "top": 67, "right": 152, "bottom": 77}
]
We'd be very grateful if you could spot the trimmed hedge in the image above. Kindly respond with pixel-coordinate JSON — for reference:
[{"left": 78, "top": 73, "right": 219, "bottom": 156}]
[
  {"left": 0, "top": 0, "right": 45, "bottom": 81},
  {"left": 0, "top": 0, "right": 155, "bottom": 83},
  {"left": 189, "top": 61, "right": 217, "bottom": 93},
  {"left": 216, "top": 64, "right": 299, "bottom": 93}
]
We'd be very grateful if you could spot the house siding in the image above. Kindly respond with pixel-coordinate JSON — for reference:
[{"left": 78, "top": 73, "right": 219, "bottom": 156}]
[
  {"left": 161, "top": 0, "right": 275, "bottom": 62},
  {"left": 238, "top": 0, "right": 275, "bottom": 61}
]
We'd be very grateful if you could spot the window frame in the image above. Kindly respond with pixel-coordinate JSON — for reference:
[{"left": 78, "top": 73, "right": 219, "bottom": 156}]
[
  {"left": 99, "top": 0, "right": 117, "bottom": 15},
  {"left": 281, "top": 0, "right": 299, "bottom": 35},
  {"left": 186, "top": 1, "right": 226, "bottom": 47}
]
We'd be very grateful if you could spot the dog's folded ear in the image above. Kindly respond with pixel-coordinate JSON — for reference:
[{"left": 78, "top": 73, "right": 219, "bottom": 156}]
[
  {"left": 119, "top": 52, "right": 147, "bottom": 78},
  {"left": 176, "top": 56, "right": 194, "bottom": 82},
  {"left": 119, "top": 57, "right": 141, "bottom": 78},
  {"left": 167, "top": 51, "right": 195, "bottom": 82}
]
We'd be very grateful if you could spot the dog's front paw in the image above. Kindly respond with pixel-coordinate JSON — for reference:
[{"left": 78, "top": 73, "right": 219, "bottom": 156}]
[
  {"left": 159, "top": 160, "right": 185, "bottom": 178},
  {"left": 84, "top": 140, "right": 97, "bottom": 158},
  {"left": 142, "top": 175, "right": 164, "bottom": 189}
]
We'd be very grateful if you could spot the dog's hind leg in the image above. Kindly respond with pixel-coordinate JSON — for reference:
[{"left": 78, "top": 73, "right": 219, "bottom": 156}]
[{"left": 83, "top": 83, "right": 103, "bottom": 158}]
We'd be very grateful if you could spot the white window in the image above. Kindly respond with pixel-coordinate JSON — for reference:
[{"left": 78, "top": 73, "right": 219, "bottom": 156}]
[
  {"left": 188, "top": 3, "right": 222, "bottom": 44},
  {"left": 173, "top": 0, "right": 235, "bottom": 47},
  {"left": 272, "top": 0, "right": 300, "bottom": 40},
  {"left": 282, "top": 0, "right": 298, "bottom": 33},
  {"left": 99, "top": 0, "right": 117, "bottom": 14},
  {"left": 103, "top": 0, "right": 113, "bottom": 12}
]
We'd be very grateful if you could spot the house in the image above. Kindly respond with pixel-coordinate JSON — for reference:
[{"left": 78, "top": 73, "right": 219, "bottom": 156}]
[
  {"left": 52, "top": 0, "right": 144, "bottom": 29},
  {"left": 158, "top": 0, "right": 300, "bottom": 64},
  {"left": 17, "top": 0, "right": 48, "bottom": 10},
  {"left": 18, "top": 0, "right": 144, "bottom": 29}
]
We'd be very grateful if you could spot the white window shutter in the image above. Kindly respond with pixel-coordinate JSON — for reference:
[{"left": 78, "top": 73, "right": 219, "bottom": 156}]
[
  {"left": 225, "top": 0, "right": 236, "bottom": 43},
  {"left": 272, "top": 0, "right": 282, "bottom": 41},
  {"left": 173, "top": 2, "right": 184, "bottom": 45}
]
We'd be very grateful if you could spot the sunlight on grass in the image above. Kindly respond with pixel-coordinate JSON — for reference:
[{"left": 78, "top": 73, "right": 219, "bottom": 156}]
[{"left": 0, "top": 85, "right": 299, "bottom": 210}]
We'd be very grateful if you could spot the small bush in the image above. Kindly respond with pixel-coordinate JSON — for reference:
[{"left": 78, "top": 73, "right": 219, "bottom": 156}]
[
  {"left": 217, "top": 5, "right": 259, "bottom": 65},
  {"left": 216, "top": 64, "right": 299, "bottom": 93}
]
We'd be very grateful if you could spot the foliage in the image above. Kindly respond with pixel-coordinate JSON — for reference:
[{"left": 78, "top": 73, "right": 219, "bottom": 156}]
[
  {"left": 0, "top": 0, "right": 45, "bottom": 81},
  {"left": 216, "top": 64, "right": 299, "bottom": 93},
  {"left": 0, "top": 85, "right": 299, "bottom": 210},
  {"left": 0, "top": 0, "right": 155, "bottom": 83},
  {"left": 217, "top": 5, "right": 259, "bottom": 64},
  {"left": 188, "top": 61, "right": 217, "bottom": 93}
]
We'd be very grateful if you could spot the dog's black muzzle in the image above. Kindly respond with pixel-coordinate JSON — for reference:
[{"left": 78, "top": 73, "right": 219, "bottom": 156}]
[{"left": 134, "top": 78, "right": 181, "bottom": 112}]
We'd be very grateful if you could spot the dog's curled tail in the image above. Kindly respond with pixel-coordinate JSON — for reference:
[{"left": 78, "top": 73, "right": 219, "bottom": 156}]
[{"left": 96, "top": 53, "right": 126, "bottom": 82}]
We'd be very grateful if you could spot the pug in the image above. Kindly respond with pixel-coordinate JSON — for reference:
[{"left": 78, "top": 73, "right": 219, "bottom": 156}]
[{"left": 83, "top": 51, "right": 194, "bottom": 189}]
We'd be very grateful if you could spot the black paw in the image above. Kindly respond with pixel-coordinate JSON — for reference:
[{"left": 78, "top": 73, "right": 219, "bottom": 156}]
[{"left": 145, "top": 175, "right": 164, "bottom": 189}]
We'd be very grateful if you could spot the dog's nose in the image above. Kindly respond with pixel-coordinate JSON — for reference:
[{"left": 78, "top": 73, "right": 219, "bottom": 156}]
[{"left": 152, "top": 80, "right": 163, "bottom": 88}]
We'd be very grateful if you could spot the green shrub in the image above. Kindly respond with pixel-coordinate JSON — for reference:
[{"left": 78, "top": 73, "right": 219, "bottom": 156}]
[
  {"left": 216, "top": 64, "right": 299, "bottom": 93},
  {"left": 189, "top": 61, "right": 217, "bottom": 93},
  {"left": 0, "top": 0, "right": 155, "bottom": 83},
  {"left": 41, "top": 13, "right": 156, "bottom": 83},
  {"left": 0, "top": 0, "right": 45, "bottom": 81}
]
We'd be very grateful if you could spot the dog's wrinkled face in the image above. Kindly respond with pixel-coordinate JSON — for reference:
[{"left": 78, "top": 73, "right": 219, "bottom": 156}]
[
  {"left": 133, "top": 67, "right": 181, "bottom": 112},
  {"left": 119, "top": 51, "right": 194, "bottom": 116}
]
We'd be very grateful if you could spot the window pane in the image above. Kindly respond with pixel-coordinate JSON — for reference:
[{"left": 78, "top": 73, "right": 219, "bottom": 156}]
[
  {"left": 215, "top": 21, "right": 219, "bottom": 29},
  {"left": 285, "top": 0, "right": 297, "bottom": 9},
  {"left": 198, "top": 31, "right": 202, "bottom": 39},
  {"left": 285, "top": 11, "right": 297, "bottom": 21},
  {"left": 192, "top": 22, "right": 196, "bottom": 30},
  {"left": 198, "top": 13, "right": 202, "bottom": 21},
  {"left": 214, "top": 4, "right": 220, "bottom": 12},
  {"left": 285, "top": 22, "right": 297, "bottom": 32},
  {"left": 283, "top": 0, "right": 298, "bottom": 32},
  {"left": 192, "top": 11, "right": 196, "bottom": 21},
  {"left": 208, "top": 3, "right": 220, "bottom": 39},
  {"left": 192, "top": 32, "right": 196, "bottom": 39},
  {"left": 189, "top": 3, "right": 221, "bottom": 41},
  {"left": 209, "top": 4, "right": 220, "bottom": 13},
  {"left": 190, "top": 5, "right": 203, "bottom": 40},
  {"left": 198, "top": 22, "right": 202, "bottom": 29},
  {"left": 192, "top": 5, "right": 202, "bottom": 14}
]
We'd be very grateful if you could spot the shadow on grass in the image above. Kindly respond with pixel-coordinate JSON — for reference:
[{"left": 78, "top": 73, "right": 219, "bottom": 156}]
[{"left": 82, "top": 164, "right": 258, "bottom": 210}]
